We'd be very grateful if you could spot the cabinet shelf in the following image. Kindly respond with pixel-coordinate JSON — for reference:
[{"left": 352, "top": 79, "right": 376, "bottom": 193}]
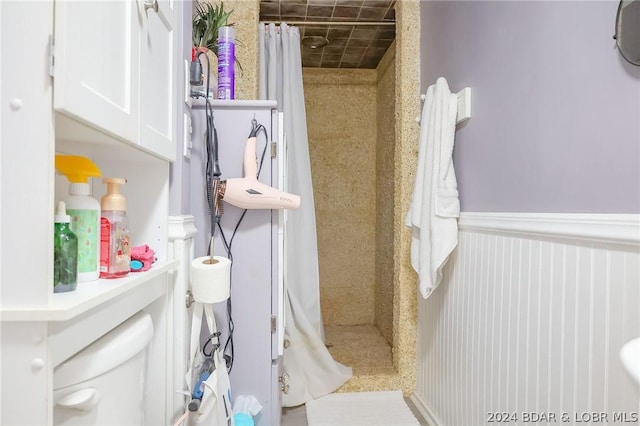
[
  {"left": 56, "top": 113, "right": 174, "bottom": 163},
  {"left": 1, "top": 259, "right": 178, "bottom": 322}
]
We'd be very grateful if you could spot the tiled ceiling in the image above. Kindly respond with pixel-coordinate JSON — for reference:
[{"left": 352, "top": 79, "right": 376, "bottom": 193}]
[{"left": 259, "top": 0, "right": 396, "bottom": 69}]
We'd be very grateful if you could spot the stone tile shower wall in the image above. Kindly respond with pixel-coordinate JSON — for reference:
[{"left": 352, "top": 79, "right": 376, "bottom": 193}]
[
  {"left": 375, "top": 43, "right": 396, "bottom": 346},
  {"left": 303, "top": 68, "right": 378, "bottom": 327},
  {"left": 393, "top": 0, "right": 420, "bottom": 394}
]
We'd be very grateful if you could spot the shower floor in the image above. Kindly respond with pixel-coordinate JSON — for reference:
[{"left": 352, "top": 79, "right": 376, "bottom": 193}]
[
  {"left": 324, "top": 325, "right": 394, "bottom": 376},
  {"left": 282, "top": 324, "right": 426, "bottom": 425}
]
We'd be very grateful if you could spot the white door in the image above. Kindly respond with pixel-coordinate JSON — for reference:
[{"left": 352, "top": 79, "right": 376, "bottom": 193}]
[
  {"left": 53, "top": 0, "right": 139, "bottom": 144},
  {"left": 138, "top": 0, "right": 176, "bottom": 161}
]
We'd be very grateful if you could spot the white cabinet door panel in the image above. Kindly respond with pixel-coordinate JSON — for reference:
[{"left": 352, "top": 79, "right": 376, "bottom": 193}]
[
  {"left": 139, "top": 0, "right": 175, "bottom": 161},
  {"left": 53, "top": 0, "right": 139, "bottom": 144}
]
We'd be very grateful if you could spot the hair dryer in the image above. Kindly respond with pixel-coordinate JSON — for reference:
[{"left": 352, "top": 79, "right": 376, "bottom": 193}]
[{"left": 216, "top": 136, "right": 301, "bottom": 210}]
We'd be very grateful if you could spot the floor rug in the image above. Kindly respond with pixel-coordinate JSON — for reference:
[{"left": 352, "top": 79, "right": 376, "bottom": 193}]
[{"left": 305, "top": 390, "right": 420, "bottom": 426}]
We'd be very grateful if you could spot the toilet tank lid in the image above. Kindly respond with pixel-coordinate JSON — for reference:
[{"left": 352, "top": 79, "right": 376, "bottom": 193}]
[{"left": 54, "top": 312, "right": 154, "bottom": 390}]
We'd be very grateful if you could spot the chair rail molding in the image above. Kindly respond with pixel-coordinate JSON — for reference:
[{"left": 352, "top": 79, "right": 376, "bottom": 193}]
[{"left": 458, "top": 212, "right": 640, "bottom": 247}]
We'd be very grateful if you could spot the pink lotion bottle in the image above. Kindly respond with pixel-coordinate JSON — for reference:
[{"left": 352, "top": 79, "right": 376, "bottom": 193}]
[{"left": 99, "top": 178, "right": 130, "bottom": 278}]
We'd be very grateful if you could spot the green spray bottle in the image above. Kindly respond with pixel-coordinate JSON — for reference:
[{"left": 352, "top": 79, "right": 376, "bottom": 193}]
[
  {"left": 54, "top": 201, "right": 78, "bottom": 293},
  {"left": 55, "top": 155, "right": 101, "bottom": 282}
]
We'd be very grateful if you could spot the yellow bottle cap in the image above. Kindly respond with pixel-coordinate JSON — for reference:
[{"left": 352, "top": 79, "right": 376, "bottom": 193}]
[{"left": 55, "top": 155, "right": 101, "bottom": 183}]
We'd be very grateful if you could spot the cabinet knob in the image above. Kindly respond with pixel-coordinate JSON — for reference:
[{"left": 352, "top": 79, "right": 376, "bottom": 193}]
[
  {"left": 31, "top": 358, "right": 45, "bottom": 371},
  {"left": 10, "top": 98, "right": 23, "bottom": 111},
  {"left": 144, "top": 0, "right": 158, "bottom": 13}
]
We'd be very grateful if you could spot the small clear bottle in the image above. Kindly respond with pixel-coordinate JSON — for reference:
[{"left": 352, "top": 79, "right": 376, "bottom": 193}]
[
  {"left": 100, "top": 178, "right": 130, "bottom": 278},
  {"left": 54, "top": 201, "right": 78, "bottom": 293}
]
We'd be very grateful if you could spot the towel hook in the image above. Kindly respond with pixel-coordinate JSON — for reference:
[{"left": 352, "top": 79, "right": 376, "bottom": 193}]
[{"left": 416, "top": 87, "right": 472, "bottom": 126}]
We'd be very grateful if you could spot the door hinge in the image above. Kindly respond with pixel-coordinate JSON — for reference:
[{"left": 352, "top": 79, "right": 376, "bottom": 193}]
[
  {"left": 48, "top": 35, "right": 55, "bottom": 77},
  {"left": 271, "top": 315, "right": 276, "bottom": 333},
  {"left": 270, "top": 142, "right": 277, "bottom": 158}
]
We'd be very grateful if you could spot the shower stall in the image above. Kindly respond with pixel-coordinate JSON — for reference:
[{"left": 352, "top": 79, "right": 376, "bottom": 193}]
[{"left": 303, "top": 44, "right": 403, "bottom": 391}]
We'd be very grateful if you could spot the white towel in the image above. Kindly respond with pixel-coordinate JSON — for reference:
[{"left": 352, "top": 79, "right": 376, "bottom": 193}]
[{"left": 405, "top": 77, "right": 460, "bottom": 298}]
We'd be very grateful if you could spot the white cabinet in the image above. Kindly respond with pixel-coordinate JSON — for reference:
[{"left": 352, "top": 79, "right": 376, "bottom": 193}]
[
  {"left": 54, "top": 0, "right": 176, "bottom": 161},
  {"left": 0, "top": 1, "right": 182, "bottom": 424},
  {"left": 139, "top": 0, "right": 177, "bottom": 160}
]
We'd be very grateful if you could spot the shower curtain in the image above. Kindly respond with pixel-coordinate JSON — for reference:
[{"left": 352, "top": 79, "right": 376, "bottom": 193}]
[{"left": 258, "top": 23, "right": 352, "bottom": 407}]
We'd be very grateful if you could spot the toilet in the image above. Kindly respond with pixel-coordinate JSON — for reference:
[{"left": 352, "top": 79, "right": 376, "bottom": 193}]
[{"left": 53, "top": 311, "right": 154, "bottom": 426}]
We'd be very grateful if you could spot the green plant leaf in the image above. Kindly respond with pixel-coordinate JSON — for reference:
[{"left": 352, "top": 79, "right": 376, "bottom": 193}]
[
  {"left": 192, "top": 1, "right": 242, "bottom": 69},
  {"left": 192, "top": 1, "right": 235, "bottom": 51}
]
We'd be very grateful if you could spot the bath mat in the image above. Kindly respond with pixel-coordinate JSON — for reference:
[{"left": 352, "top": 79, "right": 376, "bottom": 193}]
[{"left": 305, "top": 390, "right": 420, "bottom": 426}]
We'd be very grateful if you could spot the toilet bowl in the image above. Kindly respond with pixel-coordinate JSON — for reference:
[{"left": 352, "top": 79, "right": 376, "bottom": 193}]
[{"left": 53, "top": 311, "right": 154, "bottom": 426}]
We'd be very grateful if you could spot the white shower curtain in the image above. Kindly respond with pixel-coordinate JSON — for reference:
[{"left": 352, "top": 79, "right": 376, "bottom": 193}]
[{"left": 258, "top": 23, "right": 352, "bottom": 407}]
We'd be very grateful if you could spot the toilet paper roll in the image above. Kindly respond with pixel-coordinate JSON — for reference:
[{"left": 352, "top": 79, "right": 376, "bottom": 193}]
[{"left": 190, "top": 256, "right": 231, "bottom": 303}]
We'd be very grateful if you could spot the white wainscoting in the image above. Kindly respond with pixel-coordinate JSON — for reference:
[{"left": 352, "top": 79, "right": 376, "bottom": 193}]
[
  {"left": 167, "top": 215, "right": 197, "bottom": 423},
  {"left": 412, "top": 213, "right": 640, "bottom": 426}
]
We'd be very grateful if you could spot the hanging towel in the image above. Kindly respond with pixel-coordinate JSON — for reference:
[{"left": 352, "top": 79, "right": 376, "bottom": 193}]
[{"left": 405, "top": 77, "right": 460, "bottom": 299}]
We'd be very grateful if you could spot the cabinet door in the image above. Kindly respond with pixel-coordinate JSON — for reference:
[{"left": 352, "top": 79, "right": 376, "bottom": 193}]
[
  {"left": 138, "top": 0, "right": 176, "bottom": 161},
  {"left": 53, "top": 0, "right": 139, "bottom": 144}
]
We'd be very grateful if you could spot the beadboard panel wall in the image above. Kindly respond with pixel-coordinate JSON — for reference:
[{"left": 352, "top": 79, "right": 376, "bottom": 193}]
[{"left": 413, "top": 213, "right": 640, "bottom": 426}]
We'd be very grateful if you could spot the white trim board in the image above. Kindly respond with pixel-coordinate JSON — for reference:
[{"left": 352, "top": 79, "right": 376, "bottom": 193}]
[
  {"left": 409, "top": 393, "right": 441, "bottom": 426},
  {"left": 458, "top": 212, "right": 640, "bottom": 247},
  {"left": 168, "top": 215, "right": 198, "bottom": 240}
]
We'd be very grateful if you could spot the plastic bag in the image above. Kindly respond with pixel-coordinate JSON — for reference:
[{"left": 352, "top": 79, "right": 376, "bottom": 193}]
[
  {"left": 232, "top": 395, "right": 262, "bottom": 426},
  {"left": 185, "top": 302, "right": 234, "bottom": 425}
]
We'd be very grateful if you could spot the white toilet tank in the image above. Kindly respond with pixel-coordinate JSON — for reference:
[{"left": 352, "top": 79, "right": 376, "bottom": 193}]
[{"left": 53, "top": 311, "right": 154, "bottom": 426}]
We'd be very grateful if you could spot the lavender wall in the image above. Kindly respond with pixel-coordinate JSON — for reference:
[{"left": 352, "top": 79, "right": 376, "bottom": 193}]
[{"left": 420, "top": 1, "right": 640, "bottom": 213}]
